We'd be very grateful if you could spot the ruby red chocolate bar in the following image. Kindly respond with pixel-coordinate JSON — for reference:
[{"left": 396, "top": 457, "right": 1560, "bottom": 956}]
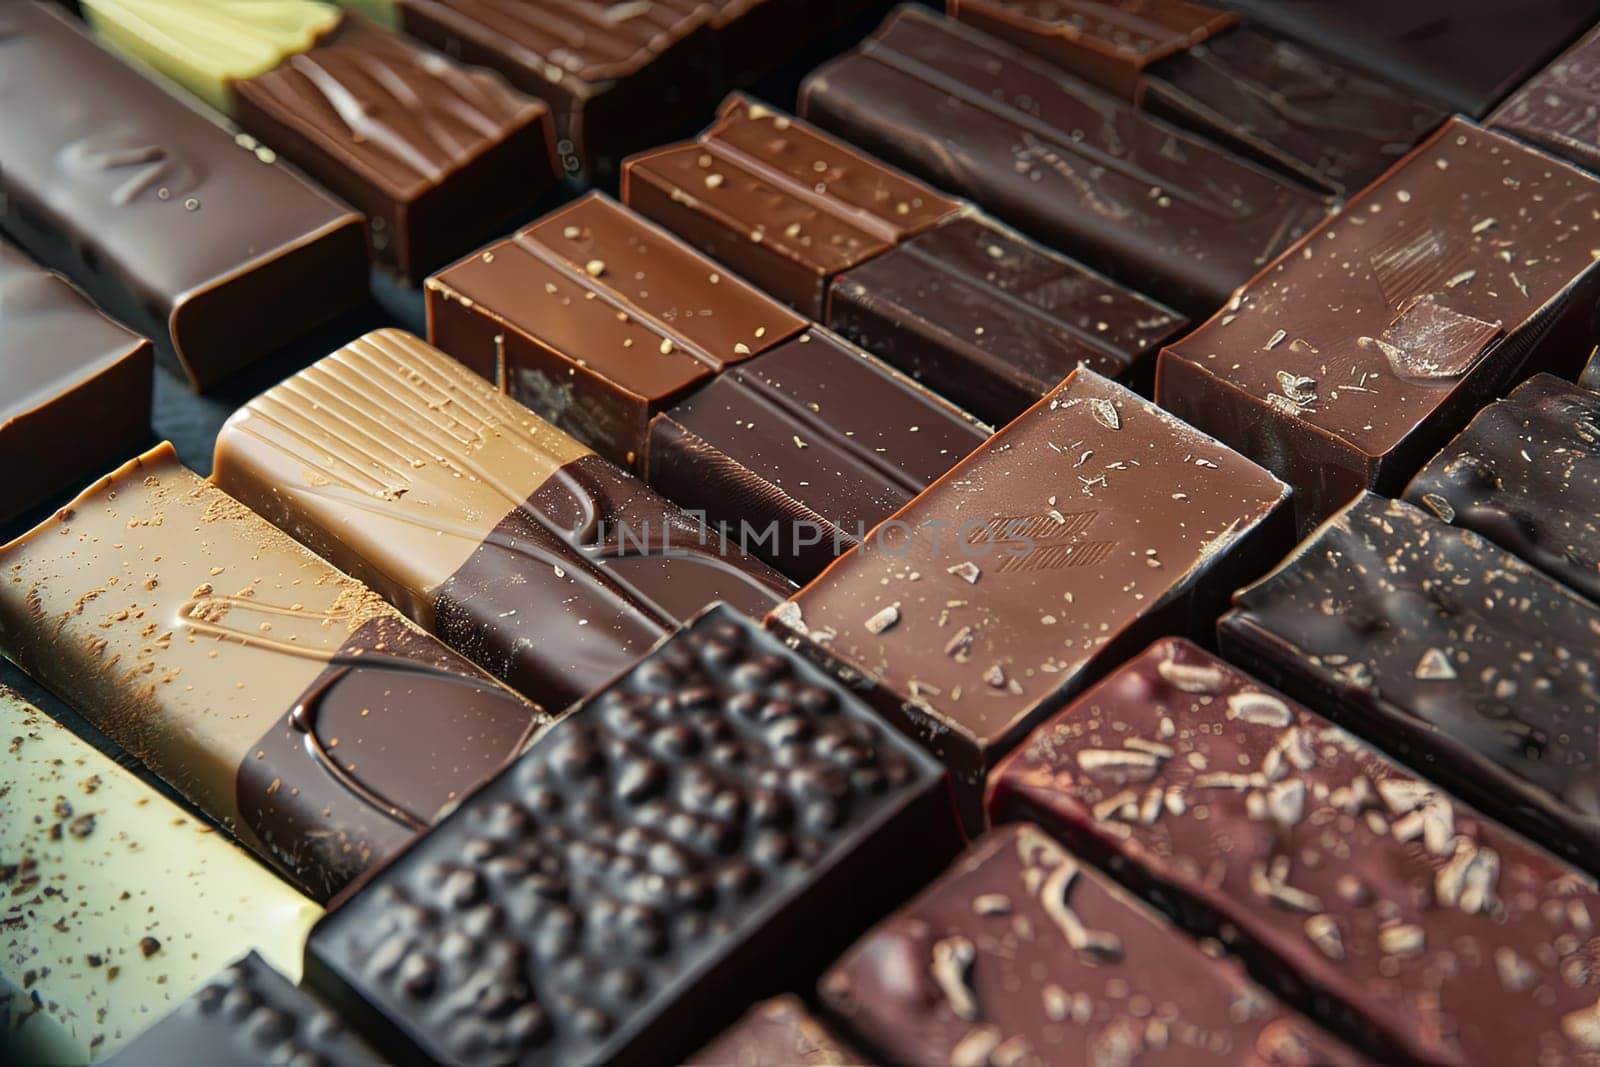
[
  {"left": 819, "top": 824, "right": 1359, "bottom": 1065},
  {"left": 1220, "top": 492, "right": 1600, "bottom": 875},
  {"left": 0, "top": 238, "right": 153, "bottom": 525},
  {"left": 0, "top": 3, "right": 367, "bottom": 391},
  {"left": 304, "top": 606, "right": 959, "bottom": 1066},
  {"left": 797, "top": 7, "right": 1329, "bottom": 316},
  {"left": 991, "top": 638, "right": 1600, "bottom": 1064},
  {"left": 687, "top": 996, "right": 863, "bottom": 1066},
  {"left": 1404, "top": 373, "right": 1600, "bottom": 604},
  {"left": 772, "top": 367, "right": 1291, "bottom": 828},
  {"left": 1491, "top": 24, "right": 1600, "bottom": 177},
  {"left": 1159, "top": 117, "right": 1600, "bottom": 530},
  {"left": 827, "top": 215, "right": 1188, "bottom": 423},
  {"left": 0, "top": 444, "right": 546, "bottom": 901},
  {"left": 646, "top": 327, "right": 991, "bottom": 584},
  {"left": 214, "top": 329, "right": 792, "bottom": 711},
  {"left": 426, "top": 192, "right": 807, "bottom": 469}
]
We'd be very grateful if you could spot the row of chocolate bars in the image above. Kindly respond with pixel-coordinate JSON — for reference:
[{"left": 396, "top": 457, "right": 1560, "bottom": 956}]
[{"left": 4, "top": 0, "right": 1600, "bottom": 1064}]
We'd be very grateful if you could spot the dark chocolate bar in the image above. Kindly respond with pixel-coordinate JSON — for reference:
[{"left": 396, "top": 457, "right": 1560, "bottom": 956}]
[
  {"left": 624, "top": 93, "right": 965, "bottom": 319},
  {"left": 304, "top": 606, "right": 959, "bottom": 1066},
  {"left": 1491, "top": 24, "right": 1600, "bottom": 177},
  {"left": 644, "top": 327, "right": 992, "bottom": 583},
  {"left": 1220, "top": 492, "right": 1600, "bottom": 874},
  {"left": 827, "top": 214, "right": 1187, "bottom": 423},
  {"left": 991, "top": 638, "right": 1600, "bottom": 1064},
  {"left": 426, "top": 192, "right": 807, "bottom": 469},
  {"left": 1404, "top": 373, "right": 1600, "bottom": 604},
  {"left": 820, "top": 824, "right": 1358, "bottom": 1065},
  {"left": 0, "top": 237, "right": 152, "bottom": 525},
  {"left": 214, "top": 329, "right": 793, "bottom": 710},
  {"left": 0, "top": 444, "right": 546, "bottom": 901},
  {"left": 1159, "top": 117, "right": 1600, "bottom": 530},
  {"left": 772, "top": 367, "right": 1291, "bottom": 828},
  {"left": 797, "top": 6, "right": 1330, "bottom": 316},
  {"left": 687, "top": 996, "right": 863, "bottom": 1066},
  {"left": 0, "top": 3, "right": 367, "bottom": 391}
]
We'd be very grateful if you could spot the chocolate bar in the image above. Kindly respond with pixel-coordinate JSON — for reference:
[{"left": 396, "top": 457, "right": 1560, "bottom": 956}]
[
  {"left": 104, "top": 953, "right": 377, "bottom": 1067},
  {"left": 1159, "top": 117, "right": 1600, "bottom": 530},
  {"left": 1139, "top": 27, "right": 1448, "bottom": 195},
  {"left": 819, "top": 824, "right": 1358, "bottom": 1065},
  {"left": 645, "top": 327, "right": 992, "bottom": 583},
  {"left": 0, "top": 238, "right": 153, "bottom": 525},
  {"left": 797, "top": 7, "right": 1329, "bottom": 316},
  {"left": 828, "top": 215, "right": 1188, "bottom": 423},
  {"left": 687, "top": 996, "right": 863, "bottom": 1066},
  {"left": 1584, "top": 347, "right": 1600, "bottom": 393},
  {"left": 991, "top": 638, "right": 1600, "bottom": 1063},
  {"left": 83, "top": 1, "right": 559, "bottom": 282},
  {"left": 772, "top": 367, "right": 1292, "bottom": 828},
  {"left": 0, "top": 3, "right": 367, "bottom": 391},
  {"left": 0, "top": 444, "right": 545, "bottom": 901},
  {"left": 949, "top": 0, "right": 1238, "bottom": 98},
  {"left": 1491, "top": 25, "right": 1600, "bottom": 177},
  {"left": 304, "top": 606, "right": 959, "bottom": 1065},
  {"left": 1404, "top": 373, "right": 1600, "bottom": 604},
  {"left": 426, "top": 192, "right": 807, "bottom": 468},
  {"left": 214, "top": 328, "right": 793, "bottom": 709},
  {"left": 0, "top": 688, "right": 322, "bottom": 1064},
  {"left": 624, "top": 94, "right": 965, "bottom": 319},
  {"left": 1220, "top": 492, "right": 1600, "bottom": 874}
]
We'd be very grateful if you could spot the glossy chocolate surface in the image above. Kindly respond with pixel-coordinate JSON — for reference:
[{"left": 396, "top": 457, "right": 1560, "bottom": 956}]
[
  {"left": 0, "top": 3, "right": 367, "bottom": 391},
  {"left": 992, "top": 638, "right": 1600, "bottom": 1064},
  {"left": 305, "top": 606, "right": 957, "bottom": 1066},
  {"left": 797, "top": 7, "right": 1329, "bottom": 316},
  {"left": 828, "top": 215, "right": 1187, "bottom": 423},
  {"left": 215, "top": 329, "right": 791, "bottom": 711},
  {"left": 687, "top": 995, "right": 863, "bottom": 1065},
  {"left": 820, "top": 824, "right": 1356, "bottom": 1065},
  {"left": 1159, "top": 118, "right": 1600, "bottom": 530},
  {"left": 623, "top": 94, "right": 964, "bottom": 318},
  {"left": 1220, "top": 492, "right": 1600, "bottom": 874},
  {"left": 1491, "top": 24, "right": 1600, "bottom": 177}
]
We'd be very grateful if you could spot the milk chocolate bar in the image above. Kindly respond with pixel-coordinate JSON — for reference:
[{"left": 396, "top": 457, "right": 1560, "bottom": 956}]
[
  {"left": 0, "top": 444, "right": 545, "bottom": 900},
  {"left": 1159, "top": 118, "right": 1600, "bottom": 530},
  {"left": 828, "top": 215, "right": 1187, "bottom": 421},
  {"left": 992, "top": 638, "right": 1600, "bottom": 1063},
  {"left": 1220, "top": 492, "right": 1600, "bottom": 874},
  {"left": 1, "top": 688, "right": 322, "bottom": 1064},
  {"left": 0, "top": 238, "right": 153, "bottom": 525},
  {"left": 304, "top": 606, "right": 959, "bottom": 1066},
  {"left": 83, "top": 0, "right": 559, "bottom": 282},
  {"left": 820, "top": 824, "right": 1358, "bottom": 1065},
  {"left": 214, "top": 329, "right": 792, "bottom": 710},
  {"left": 645, "top": 327, "right": 992, "bottom": 583},
  {"left": 426, "top": 192, "right": 807, "bottom": 468},
  {"left": 797, "top": 7, "right": 1329, "bottom": 316},
  {"left": 687, "top": 996, "right": 863, "bottom": 1066},
  {"left": 772, "top": 367, "right": 1291, "bottom": 828},
  {"left": 1491, "top": 24, "right": 1600, "bottom": 177},
  {"left": 0, "top": 3, "right": 367, "bottom": 391}
]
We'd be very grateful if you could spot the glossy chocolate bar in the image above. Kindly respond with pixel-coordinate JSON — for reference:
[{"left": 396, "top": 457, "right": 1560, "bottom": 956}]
[
  {"left": 426, "top": 192, "right": 807, "bottom": 468},
  {"left": 1491, "top": 24, "right": 1600, "bottom": 177},
  {"left": 0, "top": 3, "right": 367, "bottom": 391},
  {"left": 829, "top": 214, "right": 1186, "bottom": 420},
  {"left": 1220, "top": 492, "right": 1600, "bottom": 874},
  {"left": 1159, "top": 118, "right": 1600, "bottom": 530},
  {"left": 645, "top": 327, "right": 992, "bottom": 583},
  {"left": 797, "top": 6, "right": 1329, "bottom": 316},
  {"left": 687, "top": 996, "right": 863, "bottom": 1065},
  {"left": 820, "top": 824, "right": 1358, "bottom": 1065},
  {"left": 214, "top": 329, "right": 792, "bottom": 710},
  {"left": 304, "top": 606, "right": 959, "bottom": 1066},
  {"left": 0, "top": 238, "right": 152, "bottom": 525},
  {"left": 1, "top": 688, "right": 322, "bottom": 1064},
  {"left": 991, "top": 638, "right": 1600, "bottom": 1063},
  {"left": 772, "top": 367, "right": 1291, "bottom": 827},
  {"left": 0, "top": 444, "right": 545, "bottom": 901}
]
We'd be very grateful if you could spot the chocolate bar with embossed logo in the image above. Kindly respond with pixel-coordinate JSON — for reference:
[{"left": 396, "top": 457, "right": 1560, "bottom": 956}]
[
  {"left": 0, "top": 444, "right": 546, "bottom": 901},
  {"left": 770, "top": 367, "right": 1291, "bottom": 828},
  {"left": 1160, "top": 117, "right": 1600, "bottom": 530},
  {"left": 214, "top": 329, "right": 792, "bottom": 709}
]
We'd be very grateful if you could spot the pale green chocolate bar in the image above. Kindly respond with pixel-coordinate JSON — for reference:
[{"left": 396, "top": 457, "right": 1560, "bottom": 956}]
[{"left": 0, "top": 687, "right": 322, "bottom": 1064}]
